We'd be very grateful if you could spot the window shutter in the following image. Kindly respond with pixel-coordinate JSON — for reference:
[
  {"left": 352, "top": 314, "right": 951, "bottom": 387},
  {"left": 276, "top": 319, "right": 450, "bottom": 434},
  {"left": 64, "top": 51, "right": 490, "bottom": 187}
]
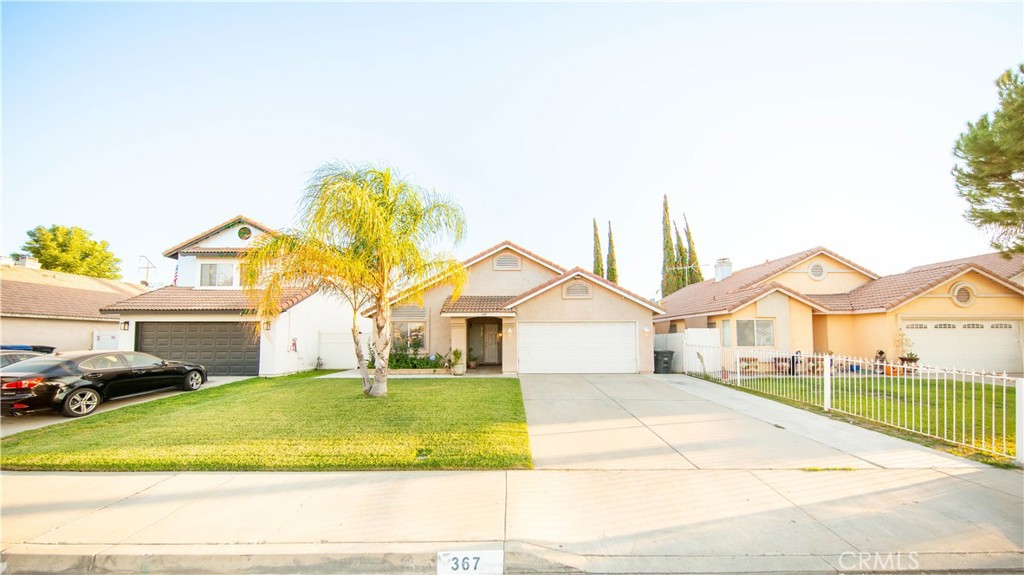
[{"left": 392, "top": 305, "right": 427, "bottom": 321}]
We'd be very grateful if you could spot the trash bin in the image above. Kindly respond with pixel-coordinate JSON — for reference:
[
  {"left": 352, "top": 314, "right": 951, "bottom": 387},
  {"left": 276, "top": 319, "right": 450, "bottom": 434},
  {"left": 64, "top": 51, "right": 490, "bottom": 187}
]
[{"left": 654, "top": 350, "right": 675, "bottom": 374}]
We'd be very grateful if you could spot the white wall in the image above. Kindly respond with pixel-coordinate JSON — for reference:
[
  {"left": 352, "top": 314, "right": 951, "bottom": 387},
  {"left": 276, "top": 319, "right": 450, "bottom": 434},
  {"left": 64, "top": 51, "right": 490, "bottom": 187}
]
[
  {"left": 259, "top": 291, "right": 361, "bottom": 376},
  {"left": 176, "top": 255, "right": 198, "bottom": 287}
]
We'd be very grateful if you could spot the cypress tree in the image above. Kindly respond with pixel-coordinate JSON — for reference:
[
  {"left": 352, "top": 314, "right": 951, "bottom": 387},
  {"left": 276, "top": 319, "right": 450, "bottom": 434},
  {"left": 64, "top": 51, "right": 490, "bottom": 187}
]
[
  {"left": 661, "top": 196, "right": 678, "bottom": 296},
  {"left": 592, "top": 218, "right": 604, "bottom": 278},
  {"left": 606, "top": 221, "right": 618, "bottom": 283},
  {"left": 674, "top": 222, "right": 689, "bottom": 286},
  {"left": 684, "top": 214, "right": 704, "bottom": 283}
]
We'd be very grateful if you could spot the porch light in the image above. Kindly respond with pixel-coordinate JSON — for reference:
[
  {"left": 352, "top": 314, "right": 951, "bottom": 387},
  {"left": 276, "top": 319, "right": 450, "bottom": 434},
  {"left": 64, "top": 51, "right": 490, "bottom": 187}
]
[
  {"left": 263, "top": 321, "right": 272, "bottom": 331},
  {"left": 120, "top": 321, "right": 130, "bottom": 331}
]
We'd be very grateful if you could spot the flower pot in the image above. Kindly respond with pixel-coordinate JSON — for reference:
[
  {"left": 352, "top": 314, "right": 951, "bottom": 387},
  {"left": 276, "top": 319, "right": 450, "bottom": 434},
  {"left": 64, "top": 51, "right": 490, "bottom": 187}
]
[{"left": 452, "top": 363, "right": 466, "bottom": 376}]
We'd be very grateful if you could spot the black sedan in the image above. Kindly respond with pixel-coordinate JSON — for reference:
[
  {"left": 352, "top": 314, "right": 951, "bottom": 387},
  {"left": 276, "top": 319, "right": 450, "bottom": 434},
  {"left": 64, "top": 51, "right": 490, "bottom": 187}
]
[{"left": 1, "top": 351, "right": 207, "bottom": 417}]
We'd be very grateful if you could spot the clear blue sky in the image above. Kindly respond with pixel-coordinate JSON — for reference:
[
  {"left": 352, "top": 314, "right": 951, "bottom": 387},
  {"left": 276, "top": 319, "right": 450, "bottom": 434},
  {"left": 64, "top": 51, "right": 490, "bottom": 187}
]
[{"left": 3, "top": 2, "right": 1022, "bottom": 297}]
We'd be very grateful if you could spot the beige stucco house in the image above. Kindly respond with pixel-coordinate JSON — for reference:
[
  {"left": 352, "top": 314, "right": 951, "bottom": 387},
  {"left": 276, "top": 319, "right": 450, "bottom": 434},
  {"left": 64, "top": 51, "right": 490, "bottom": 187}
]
[
  {"left": 384, "top": 241, "right": 664, "bottom": 374},
  {"left": 0, "top": 260, "right": 149, "bottom": 351},
  {"left": 656, "top": 248, "right": 1024, "bottom": 373}
]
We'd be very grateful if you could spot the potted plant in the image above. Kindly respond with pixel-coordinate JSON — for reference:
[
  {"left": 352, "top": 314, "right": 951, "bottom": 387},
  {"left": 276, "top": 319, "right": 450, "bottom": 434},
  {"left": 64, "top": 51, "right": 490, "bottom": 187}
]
[
  {"left": 900, "top": 351, "right": 920, "bottom": 366},
  {"left": 467, "top": 348, "right": 478, "bottom": 369},
  {"left": 895, "top": 329, "right": 919, "bottom": 366},
  {"left": 451, "top": 348, "right": 465, "bottom": 376}
]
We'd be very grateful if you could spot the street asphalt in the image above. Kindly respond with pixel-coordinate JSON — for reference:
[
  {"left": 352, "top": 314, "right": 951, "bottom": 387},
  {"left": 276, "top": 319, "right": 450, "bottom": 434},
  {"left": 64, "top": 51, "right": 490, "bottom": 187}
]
[{"left": 1, "top": 373, "right": 1021, "bottom": 574}]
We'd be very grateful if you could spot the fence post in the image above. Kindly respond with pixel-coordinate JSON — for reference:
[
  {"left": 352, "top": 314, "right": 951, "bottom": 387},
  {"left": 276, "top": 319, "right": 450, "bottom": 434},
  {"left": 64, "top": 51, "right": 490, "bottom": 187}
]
[
  {"left": 735, "top": 353, "right": 741, "bottom": 386},
  {"left": 1016, "top": 378, "right": 1023, "bottom": 466},
  {"left": 823, "top": 355, "right": 832, "bottom": 411}
]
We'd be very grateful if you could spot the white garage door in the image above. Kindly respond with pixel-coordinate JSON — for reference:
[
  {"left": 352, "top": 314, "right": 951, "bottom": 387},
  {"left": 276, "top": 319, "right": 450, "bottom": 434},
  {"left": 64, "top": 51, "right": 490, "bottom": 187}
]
[
  {"left": 518, "top": 322, "right": 638, "bottom": 374},
  {"left": 901, "top": 319, "right": 1023, "bottom": 373}
]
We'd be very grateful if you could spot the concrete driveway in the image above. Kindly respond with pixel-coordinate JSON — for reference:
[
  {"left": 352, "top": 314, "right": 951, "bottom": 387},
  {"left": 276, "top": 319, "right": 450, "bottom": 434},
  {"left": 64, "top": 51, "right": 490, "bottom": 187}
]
[
  {"left": 522, "top": 373, "right": 983, "bottom": 470},
  {"left": 0, "top": 375, "right": 251, "bottom": 437}
]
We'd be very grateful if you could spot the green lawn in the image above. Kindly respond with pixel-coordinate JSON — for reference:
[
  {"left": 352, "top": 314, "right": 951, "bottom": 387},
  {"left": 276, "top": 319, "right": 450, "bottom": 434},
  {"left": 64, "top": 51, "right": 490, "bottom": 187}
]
[
  {"left": 735, "top": 374, "right": 1017, "bottom": 458},
  {"left": 0, "top": 373, "right": 533, "bottom": 471}
]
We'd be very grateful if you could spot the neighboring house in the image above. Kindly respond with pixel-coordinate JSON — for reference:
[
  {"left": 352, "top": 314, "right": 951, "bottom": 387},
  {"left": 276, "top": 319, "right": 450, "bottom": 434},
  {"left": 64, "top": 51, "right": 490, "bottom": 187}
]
[
  {"left": 1, "top": 259, "right": 149, "bottom": 351},
  {"left": 378, "top": 241, "right": 664, "bottom": 374},
  {"left": 102, "top": 215, "right": 362, "bottom": 377},
  {"left": 656, "top": 248, "right": 1024, "bottom": 373}
]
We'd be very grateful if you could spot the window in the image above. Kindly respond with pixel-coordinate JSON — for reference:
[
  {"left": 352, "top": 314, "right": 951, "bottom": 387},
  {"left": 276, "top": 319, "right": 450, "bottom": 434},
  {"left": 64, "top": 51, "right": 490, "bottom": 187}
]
[
  {"left": 808, "top": 263, "right": 826, "bottom": 280},
  {"left": 991, "top": 323, "right": 1013, "bottom": 329},
  {"left": 721, "top": 320, "right": 732, "bottom": 346},
  {"left": 122, "top": 353, "right": 163, "bottom": 368},
  {"left": 934, "top": 323, "right": 956, "bottom": 329},
  {"left": 392, "top": 305, "right": 427, "bottom": 352},
  {"left": 200, "top": 263, "right": 235, "bottom": 287},
  {"left": 237, "top": 226, "right": 252, "bottom": 240},
  {"left": 707, "top": 322, "right": 717, "bottom": 329},
  {"left": 962, "top": 323, "right": 984, "bottom": 329},
  {"left": 736, "top": 319, "right": 774, "bottom": 347},
  {"left": 493, "top": 254, "right": 521, "bottom": 271},
  {"left": 79, "top": 354, "right": 124, "bottom": 370},
  {"left": 668, "top": 324, "right": 677, "bottom": 334},
  {"left": 904, "top": 323, "right": 928, "bottom": 329},
  {"left": 563, "top": 281, "right": 591, "bottom": 299}
]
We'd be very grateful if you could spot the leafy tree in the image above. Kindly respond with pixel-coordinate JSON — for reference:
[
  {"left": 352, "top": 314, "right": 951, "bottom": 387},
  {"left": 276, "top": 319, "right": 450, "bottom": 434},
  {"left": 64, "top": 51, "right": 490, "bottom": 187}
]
[
  {"left": 661, "top": 195, "right": 680, "bottom": 296},
  {"left": 592, "top": 218, "right": 604, "bottom": 278},
  {"left": 953, "top": 64, "right": 1024, "bottom": 255},
  {"left": 606, "top": 221, "right": 618, "bottom": 283},
  {"left": 18, "top": 225, "right": 122, "bottom": 279},
  {"left": 684, "top": 214, "right": 704, "bottom": 283},
  {"left": 243, "top": 163, "right": 467, "bottom": 397}
]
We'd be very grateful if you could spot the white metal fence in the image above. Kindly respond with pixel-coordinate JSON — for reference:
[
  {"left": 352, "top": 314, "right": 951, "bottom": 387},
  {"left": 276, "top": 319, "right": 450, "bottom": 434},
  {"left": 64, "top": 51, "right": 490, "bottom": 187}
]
[{"left": 654, "top": 335, "right": 1021, "bottom": 462}]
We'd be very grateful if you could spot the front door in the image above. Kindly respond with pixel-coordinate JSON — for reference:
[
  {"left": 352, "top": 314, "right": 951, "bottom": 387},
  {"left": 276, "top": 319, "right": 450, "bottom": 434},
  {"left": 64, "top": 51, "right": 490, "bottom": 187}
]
[{"left": 484, "top": 324, "right": 499, "bottom": 363}]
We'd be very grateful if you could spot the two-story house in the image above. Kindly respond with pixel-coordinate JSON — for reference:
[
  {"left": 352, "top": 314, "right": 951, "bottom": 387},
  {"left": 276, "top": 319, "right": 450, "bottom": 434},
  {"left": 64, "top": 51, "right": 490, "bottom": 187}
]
[{"left": 103, "top": 215, "right": 361, "bottom": 376}]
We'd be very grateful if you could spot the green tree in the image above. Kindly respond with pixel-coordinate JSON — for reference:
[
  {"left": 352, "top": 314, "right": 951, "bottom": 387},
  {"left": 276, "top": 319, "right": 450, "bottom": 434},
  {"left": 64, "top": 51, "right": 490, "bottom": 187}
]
[
  {"left": 592, "top": 218, "right": 605, "bottom": 278},
  {"left": 18, "top": 225, "right": 121, "bottom": 279},
  {"left": 684, "top": 214, "right": 704, "bottom": 283},
  {"left": 242, "top": 163, "right": 467, "bottom": 397},
  {"left": 661, "top": 195, "right": 680, "bottom": 296},
  {"left": 673, "top": 222, "right": 688, "bottom": 286},
  {"left": 606, "top": 221, "right": 618, "bottom": 284},
  {"left": 953, "top": 64, "right": 1024, "bottom": 255}
]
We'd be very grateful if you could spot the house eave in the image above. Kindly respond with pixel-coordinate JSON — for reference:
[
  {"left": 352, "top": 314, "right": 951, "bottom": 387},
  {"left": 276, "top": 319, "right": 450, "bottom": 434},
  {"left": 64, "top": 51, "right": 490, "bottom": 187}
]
[{"left": 440, "top": 312, "right": 517, "bottom": 318}]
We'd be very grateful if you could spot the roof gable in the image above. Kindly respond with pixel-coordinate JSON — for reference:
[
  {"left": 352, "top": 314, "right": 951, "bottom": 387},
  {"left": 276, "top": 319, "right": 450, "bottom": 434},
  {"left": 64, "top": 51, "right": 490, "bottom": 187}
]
[
  {"left": 162, "top": 215, "right": 275, "bottom": 259},
  {"left": 504, "top": 267, "right": 664, "bottom": 315}
]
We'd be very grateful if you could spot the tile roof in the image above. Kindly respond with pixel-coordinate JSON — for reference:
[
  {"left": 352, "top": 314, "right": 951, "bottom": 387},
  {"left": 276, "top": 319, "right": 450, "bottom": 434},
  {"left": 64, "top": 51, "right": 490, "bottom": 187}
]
[
  {"left": 101, "top": 286, "right": 315, "bottom": 313},
  {"left": 907, "top": 252, "right": 1024, "bottom": 279},
  {"left": 1, "top": 266, "right": 149, "bottom": 321},
  {"left": 162, "top": 215, "right": 275, "bottom": 258},
  {"left": 440, "top": 295, "right": 516, "bottom": 314},
  {"left": 659, "top": 247, "right": 1024, "bottom": 321},
  {"left": 177, "top": 247, "right": 254, "bottom": 256}
]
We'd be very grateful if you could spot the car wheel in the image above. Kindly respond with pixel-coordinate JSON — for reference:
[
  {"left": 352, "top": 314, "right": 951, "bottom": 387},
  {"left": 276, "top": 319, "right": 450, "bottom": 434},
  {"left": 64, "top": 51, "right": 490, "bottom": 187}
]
[
  {"left": 61, "top": 388, "right": 101, "bottom": 417},
  {"left": 182, "top": 370, "right": 204, "bottom": 391}
]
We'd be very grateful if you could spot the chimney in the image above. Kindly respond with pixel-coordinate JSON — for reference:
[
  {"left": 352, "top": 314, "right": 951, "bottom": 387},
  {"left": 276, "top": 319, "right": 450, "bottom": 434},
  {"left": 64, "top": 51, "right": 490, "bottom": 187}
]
[
  {"left": 714, "top": 258, "right": 732, "bottom": 282},
  {"left": 19, "top": 257, "right": 42, "bottom": 270}
]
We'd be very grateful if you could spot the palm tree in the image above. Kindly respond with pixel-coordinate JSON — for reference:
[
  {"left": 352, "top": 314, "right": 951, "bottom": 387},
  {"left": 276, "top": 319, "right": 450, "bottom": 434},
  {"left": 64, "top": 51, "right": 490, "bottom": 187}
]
[{"left": 242, "top": 163, "right": 467, "bottom": 397}]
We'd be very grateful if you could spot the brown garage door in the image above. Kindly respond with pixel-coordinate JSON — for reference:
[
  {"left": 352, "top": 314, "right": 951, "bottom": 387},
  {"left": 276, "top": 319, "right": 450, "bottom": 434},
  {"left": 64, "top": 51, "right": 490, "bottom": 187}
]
[{"left": 136, "top": 322, "right": 259, "bottom": 376}]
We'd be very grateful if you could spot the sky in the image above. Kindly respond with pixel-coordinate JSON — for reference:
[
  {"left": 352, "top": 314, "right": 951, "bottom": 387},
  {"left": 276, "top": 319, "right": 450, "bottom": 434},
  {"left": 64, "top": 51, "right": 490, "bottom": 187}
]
[{"left": 2, "top": 1, "right": 1022, "bottom": 299}]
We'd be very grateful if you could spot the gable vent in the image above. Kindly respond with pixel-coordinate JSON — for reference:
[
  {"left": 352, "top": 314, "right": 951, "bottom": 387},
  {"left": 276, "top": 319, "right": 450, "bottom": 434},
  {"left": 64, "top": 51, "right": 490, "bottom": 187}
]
[
  {"left": 808, "top": 263, "right": 826, "bottom": 280},
  {"left": 564, "top": 281, "right": 592, "bottom": 299},
  {"left": 494, "top": 254, "right": 521, "bottom": 271},
  {"left": 392, "top": 305, "right": 427, "bottom": 321}
]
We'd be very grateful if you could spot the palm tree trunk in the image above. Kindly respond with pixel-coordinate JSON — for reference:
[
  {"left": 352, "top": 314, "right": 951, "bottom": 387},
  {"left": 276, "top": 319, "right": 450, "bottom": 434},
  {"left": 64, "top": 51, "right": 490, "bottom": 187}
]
[
  {"left": 350, "top": 313, "right": 371, "bottom": 394},
  {"left": 370, "top": 307, "right": 390, "bottom": 397}
]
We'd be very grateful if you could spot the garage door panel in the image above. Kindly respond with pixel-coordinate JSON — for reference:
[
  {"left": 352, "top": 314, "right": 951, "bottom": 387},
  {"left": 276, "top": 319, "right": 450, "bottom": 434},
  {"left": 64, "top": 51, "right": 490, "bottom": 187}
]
[
  {"left": 902, "top": 319, "right": 1022, "bottom": 373},
  {"left": 137, "top": 322, "right": 259, "bottom": 376},
  {"left": 519, "top": 322, "right": 637, "bottom": 374}
]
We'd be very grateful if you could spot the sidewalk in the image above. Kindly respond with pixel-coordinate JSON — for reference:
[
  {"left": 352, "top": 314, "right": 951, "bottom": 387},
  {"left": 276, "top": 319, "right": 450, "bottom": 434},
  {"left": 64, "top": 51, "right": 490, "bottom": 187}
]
[{"left": 2, "top": 374, "right": 1022, "bottom": 574}]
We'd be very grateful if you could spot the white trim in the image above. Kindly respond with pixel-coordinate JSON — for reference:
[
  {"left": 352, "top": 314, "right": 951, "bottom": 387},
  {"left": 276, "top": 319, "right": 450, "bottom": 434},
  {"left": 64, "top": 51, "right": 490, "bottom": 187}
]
[
  {"left": 467, "top": 244, "right": 563, "bottom": 274},
  {"left": 505, "top": 271, "right": 663, "bottom": 314}
]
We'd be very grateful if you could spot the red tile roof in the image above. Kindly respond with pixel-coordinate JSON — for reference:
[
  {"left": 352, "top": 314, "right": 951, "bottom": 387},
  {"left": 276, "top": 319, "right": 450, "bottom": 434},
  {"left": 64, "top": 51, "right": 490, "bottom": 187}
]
[
  {"left": 907, "top": 252, "right": 1023, "bottom": 279},
  {"left": 1, "top": 267, "right": 149, "bottom": 321},
  {"left": 440, "top": 295, "right": 516, "bottom": 314},
  {"left": 101, "top": 286, "right": 314, "bottom": 313},
  {"left": 162, "top": 215, "right": 275, "bottom": 258}
]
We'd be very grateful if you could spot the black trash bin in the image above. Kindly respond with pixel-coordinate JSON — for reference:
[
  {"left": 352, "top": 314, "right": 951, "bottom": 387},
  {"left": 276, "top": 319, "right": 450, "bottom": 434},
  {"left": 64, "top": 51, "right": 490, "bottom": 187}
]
[{"left": 654, "top": 350, "right": 675, "bottom": 374}]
